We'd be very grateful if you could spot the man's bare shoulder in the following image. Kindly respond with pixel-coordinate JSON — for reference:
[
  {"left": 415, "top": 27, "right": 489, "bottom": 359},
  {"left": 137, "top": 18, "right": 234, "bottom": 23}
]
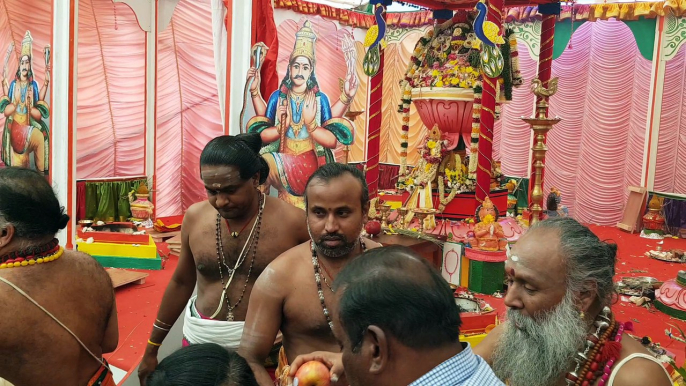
[
  {"left": 266, "top": 195, "right": 304, "bottom": 214},
  {"left": 63, "top": 251, "right": 113, "bottom": 292},
  {"left": 266, "top": 196, "right": 306, "bottom": 227},
  {"left": 254, "top": 241, "right": 311, "bottom": 290},
  {"left": 66, "top": 250, "right": 109, "bottom": 274},
  {"left": 611, "top": 334, "right": 672, "bottom": 386},
  {"left": 184, "top": 200, "right": 212, "bottom": 222},
  {"left": 269, "top": 241, "right": 311, "bottom": 271}
]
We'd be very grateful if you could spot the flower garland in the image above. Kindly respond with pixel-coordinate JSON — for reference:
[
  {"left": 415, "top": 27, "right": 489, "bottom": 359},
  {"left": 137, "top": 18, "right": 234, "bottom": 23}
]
[
  {"left": 397, "top": 17, "right": 522, "bottom": 189},
  {"left": 438, "top": 175, "right": 459, "bottom": 213},
  {"left": 508, "top": 28, "right": 522, "bottom": 87}
]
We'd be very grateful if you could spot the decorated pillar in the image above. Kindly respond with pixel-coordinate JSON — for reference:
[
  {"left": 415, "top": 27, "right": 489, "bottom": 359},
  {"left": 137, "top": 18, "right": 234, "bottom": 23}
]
[
  {"left": 146, "top": 0, "right": 158, "bottom": 217},
  {"left": 228, "top": 0, "right": 253, "bottom": 134},
  {"left": 52, "top": 0, "right": 78, "bottom": 248},
  {"left": 364, "top": 0, "right": 391, "bottom": 199},
  {"left": 527, "top": 4, "right": 558, "bottom": 211},
  {"left": 475, "top": 0, "right": 504, "bottom": 203},
  {"left": 642, "top": 15, "right": 669, "bottom": 190}
]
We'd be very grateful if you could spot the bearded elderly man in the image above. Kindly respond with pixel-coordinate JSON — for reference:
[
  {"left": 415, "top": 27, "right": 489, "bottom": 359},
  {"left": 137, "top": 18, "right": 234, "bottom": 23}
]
[{"left": 474, "top": 217, "right": 671, "bottom": 386}]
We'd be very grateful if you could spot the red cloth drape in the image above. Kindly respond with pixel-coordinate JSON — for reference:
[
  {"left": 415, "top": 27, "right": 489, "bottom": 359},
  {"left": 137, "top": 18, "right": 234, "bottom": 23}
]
[
  {"left": 252, "top": 0, "right": 280, "bottom": 99},
  {"left": 476, "top": 0, "right": 504, "bottom": 203},
  {"left": 76, "top": 181, "right": 86, "bottom": 221}
]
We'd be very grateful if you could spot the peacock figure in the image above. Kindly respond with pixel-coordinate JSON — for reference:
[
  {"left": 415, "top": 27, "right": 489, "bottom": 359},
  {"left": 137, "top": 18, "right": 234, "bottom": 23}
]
[
  {"left": 363, "top": 4, "right": 387, "bottom": 77},
  {"left": 472, "top": 0, "right": 505, "bottom": 78}
]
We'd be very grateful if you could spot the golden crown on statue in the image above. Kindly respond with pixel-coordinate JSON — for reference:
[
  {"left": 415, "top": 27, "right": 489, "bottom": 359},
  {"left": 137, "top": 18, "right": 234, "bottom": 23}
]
[
  {"left": 290, "top": 21, "right": 317, "bottom": 63},
  {"left": 21, "top": 30, "right": 33, "bottom": 58}
]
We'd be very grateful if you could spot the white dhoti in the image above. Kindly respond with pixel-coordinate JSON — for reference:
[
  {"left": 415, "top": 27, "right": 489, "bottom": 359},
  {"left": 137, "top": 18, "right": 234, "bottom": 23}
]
[{"left": 182, "top": 296, "right": 244, "bottom": 350}]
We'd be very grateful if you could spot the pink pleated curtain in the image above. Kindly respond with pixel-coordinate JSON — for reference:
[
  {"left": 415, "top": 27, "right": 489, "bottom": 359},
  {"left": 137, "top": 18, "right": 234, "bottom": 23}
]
[{"left": 75, "top": 0, "right": 222, "bottom": 217}]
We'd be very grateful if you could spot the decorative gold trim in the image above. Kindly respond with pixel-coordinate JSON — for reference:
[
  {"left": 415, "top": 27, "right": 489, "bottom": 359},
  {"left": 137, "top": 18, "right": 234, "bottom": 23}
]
[
  {"left": 36, "top": 100, "right": 49, "bottom": 110},
  {"left": 247, "top": 115, "right": 274, "bottom": 126},
  {"left": 284, "top": 138, "right": 315, "bottom": 155},
  {"left": 411, "top": 87, "right": 474, "bottom": 101},
  {"left": 411, "top": 87, "right": 508, "bottom": 103}
]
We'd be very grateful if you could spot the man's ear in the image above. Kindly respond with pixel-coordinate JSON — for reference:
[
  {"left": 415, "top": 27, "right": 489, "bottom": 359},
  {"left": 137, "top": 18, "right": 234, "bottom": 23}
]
[
  {"left": 252, "top": 172, "right": 260, "bottom": 188},
  {"left": 362, "top": 202, "right": 370, "bottom": 223},
  {"left": 366, "top": 325, "right": 388, "bottom": 374},
  {"left": 0, "top": 223, "right": 15, "bottom": 248},
  {"left": 577, "top": 282, "right": 598, "bottom": 313}
]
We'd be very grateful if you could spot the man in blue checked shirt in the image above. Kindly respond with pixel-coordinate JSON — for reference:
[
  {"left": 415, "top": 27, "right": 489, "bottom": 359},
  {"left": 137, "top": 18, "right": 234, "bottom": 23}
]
[{"left": 287, "top": 245, "right": 504, "bottom": 386}]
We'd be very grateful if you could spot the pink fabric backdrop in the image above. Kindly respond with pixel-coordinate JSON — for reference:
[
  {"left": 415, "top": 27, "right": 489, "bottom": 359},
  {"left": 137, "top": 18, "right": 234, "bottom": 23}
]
[
  {"left": 655, "top": 45, "right": 686, "bottom": 194},
  {"left": 77, "top": 0, "right": 146, "bottom": 178},
  {"left": 155, "top": 0, "right": 223, "bottom": 217},
  {"left": 543, "top": 20, "right": 649, "bottom": 224}
]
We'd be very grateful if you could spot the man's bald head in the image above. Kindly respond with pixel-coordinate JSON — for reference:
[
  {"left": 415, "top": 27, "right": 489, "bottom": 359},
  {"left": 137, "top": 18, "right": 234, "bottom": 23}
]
[{"left": 333, "top": 246, "right": 461, "bottom": 352}]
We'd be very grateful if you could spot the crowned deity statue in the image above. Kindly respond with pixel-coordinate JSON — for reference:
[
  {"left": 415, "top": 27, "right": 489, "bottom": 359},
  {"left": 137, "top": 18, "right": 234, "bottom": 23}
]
[
  {"left": 468, "top": 196, "right": 507, "bottom": 251},
  {"left": 1, "top": 31, "right": 50, "bottom": 174},
  {"left": 247, "top": 21, "right": 358, "bottom": 208}
]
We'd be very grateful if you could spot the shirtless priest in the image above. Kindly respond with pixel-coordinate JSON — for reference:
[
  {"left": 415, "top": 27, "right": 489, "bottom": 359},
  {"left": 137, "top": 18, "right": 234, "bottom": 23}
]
[
  {"left": 138, "top": 134, "right": 310, "bottom": 384},
  {"left": 239, "top": 163, "right": 381, "bottom": 386}
]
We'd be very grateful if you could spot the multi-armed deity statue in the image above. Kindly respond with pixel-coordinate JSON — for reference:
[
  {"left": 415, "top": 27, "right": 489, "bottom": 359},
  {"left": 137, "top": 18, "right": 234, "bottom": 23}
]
[
  {"left": 247, "top": 21, "right": 359, "bottom": 208},
  {"left": 0, "top": 31, "right": 50, "bottom": 174}
]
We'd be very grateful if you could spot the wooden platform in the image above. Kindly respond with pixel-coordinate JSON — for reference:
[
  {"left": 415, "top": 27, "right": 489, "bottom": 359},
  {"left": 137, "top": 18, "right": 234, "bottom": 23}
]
[{"left": 107, "top": 268, "right": 149, "bottom": 289}]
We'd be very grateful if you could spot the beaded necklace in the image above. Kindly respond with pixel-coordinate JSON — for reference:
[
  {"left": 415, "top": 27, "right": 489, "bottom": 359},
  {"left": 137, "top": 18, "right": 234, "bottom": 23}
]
[
  {"left": 0, "top": 238, "right": 64, "bottom": 269},
  {"left": 311, "top": 238, "right": 366, "bottom": 332},
  {"left": 213, "top": 192, "right": 264, "bottom": 321},
  {"left": 565, "top": 306, "right": 629, "bottom": 386}
]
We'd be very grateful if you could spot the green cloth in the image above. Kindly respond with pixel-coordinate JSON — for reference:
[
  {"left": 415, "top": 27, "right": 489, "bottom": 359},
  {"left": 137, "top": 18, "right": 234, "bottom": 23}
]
[
  {"left": 504, "top": 176, "right": 529, "bottom": 213},
  {"left": 85, "top": 179, "right": 147, "bottom": 222},
  {"left": 554, "top": 18, "right": 655, "bottom": 61}
]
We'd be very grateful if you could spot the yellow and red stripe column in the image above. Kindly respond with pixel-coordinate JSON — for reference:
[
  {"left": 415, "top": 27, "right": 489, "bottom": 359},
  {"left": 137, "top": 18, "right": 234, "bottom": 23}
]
[
  {"left": 475, "top": 0, "right": 504, "bottom": 203},
  {"left": 527, "top": 10, "right": 556, "bottom": 216}
]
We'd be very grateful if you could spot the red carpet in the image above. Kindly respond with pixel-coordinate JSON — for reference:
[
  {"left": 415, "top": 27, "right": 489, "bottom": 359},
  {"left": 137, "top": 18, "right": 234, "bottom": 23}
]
[
  {"left": 106, "top": 225, "right": 686, "bottom": 374},
  {"left": 103, "top": 242, "right": 178, "bottom": 372}
]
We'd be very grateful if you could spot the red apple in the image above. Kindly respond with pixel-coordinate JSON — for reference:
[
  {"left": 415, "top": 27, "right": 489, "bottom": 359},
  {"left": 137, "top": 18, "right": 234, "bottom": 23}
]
[
  {"left": 294, "top": 360, "right": 331, "bottom": 386},
  {"left": 365, "top": 220, "right": 381, "bottom": 236}
]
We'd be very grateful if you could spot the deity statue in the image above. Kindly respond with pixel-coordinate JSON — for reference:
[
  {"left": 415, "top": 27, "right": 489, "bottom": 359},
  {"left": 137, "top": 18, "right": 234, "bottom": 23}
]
[
  {"left": 506, "top": 179, "right": 517, "bottom": 217},
  {"left": 642, "top": 195, "right": 665, "bottom": 235},
  {"left": 468, "top": 196, "right": 507, "bottom": 251},
  {"left": 403, "top": 125, "right": 448, "bottom": 190},
  {"left": 129, "top": 184, "right": 154, "bottom": 224},
  {"left": 247, "top": 21, "right": 358, "bottom": 208},
  {"left": 0, "top": 31, "right": 50, "bottom": 174}
]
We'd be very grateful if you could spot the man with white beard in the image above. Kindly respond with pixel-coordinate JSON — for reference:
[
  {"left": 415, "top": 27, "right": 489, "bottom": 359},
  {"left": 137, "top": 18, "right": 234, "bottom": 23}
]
[{"left": 474, "top": 217, "right": 672, "bottom": 386}]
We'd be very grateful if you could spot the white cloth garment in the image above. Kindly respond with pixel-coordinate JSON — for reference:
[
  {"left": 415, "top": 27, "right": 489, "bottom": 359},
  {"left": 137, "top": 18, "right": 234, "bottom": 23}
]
[{"left": 182, "top": 296, "right": 244, "bottom": 350}]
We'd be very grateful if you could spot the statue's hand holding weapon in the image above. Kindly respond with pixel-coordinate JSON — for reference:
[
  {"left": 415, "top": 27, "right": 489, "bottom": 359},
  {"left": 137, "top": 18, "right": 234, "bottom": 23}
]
[
  {"left": 2, "top": 42, "right": 13, "bottom": 96},
  {"left": 247, "top": 67, "right": 261, "bottom": 94},
  {"left": 341, "top": 32, "right": 359, "bottom": 102},
  {"left": 277, "top": 98, "right": 290, "bottom": 129}
]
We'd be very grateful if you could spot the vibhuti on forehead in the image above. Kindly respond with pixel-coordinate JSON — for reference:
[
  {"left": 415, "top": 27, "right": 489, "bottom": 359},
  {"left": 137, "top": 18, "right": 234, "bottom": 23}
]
[
  {"left": 506, "top": 246, "right": 519, "bottom": 277},
  {"left": 201, "top": 167, "right": 243, "bottom": 189}
]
